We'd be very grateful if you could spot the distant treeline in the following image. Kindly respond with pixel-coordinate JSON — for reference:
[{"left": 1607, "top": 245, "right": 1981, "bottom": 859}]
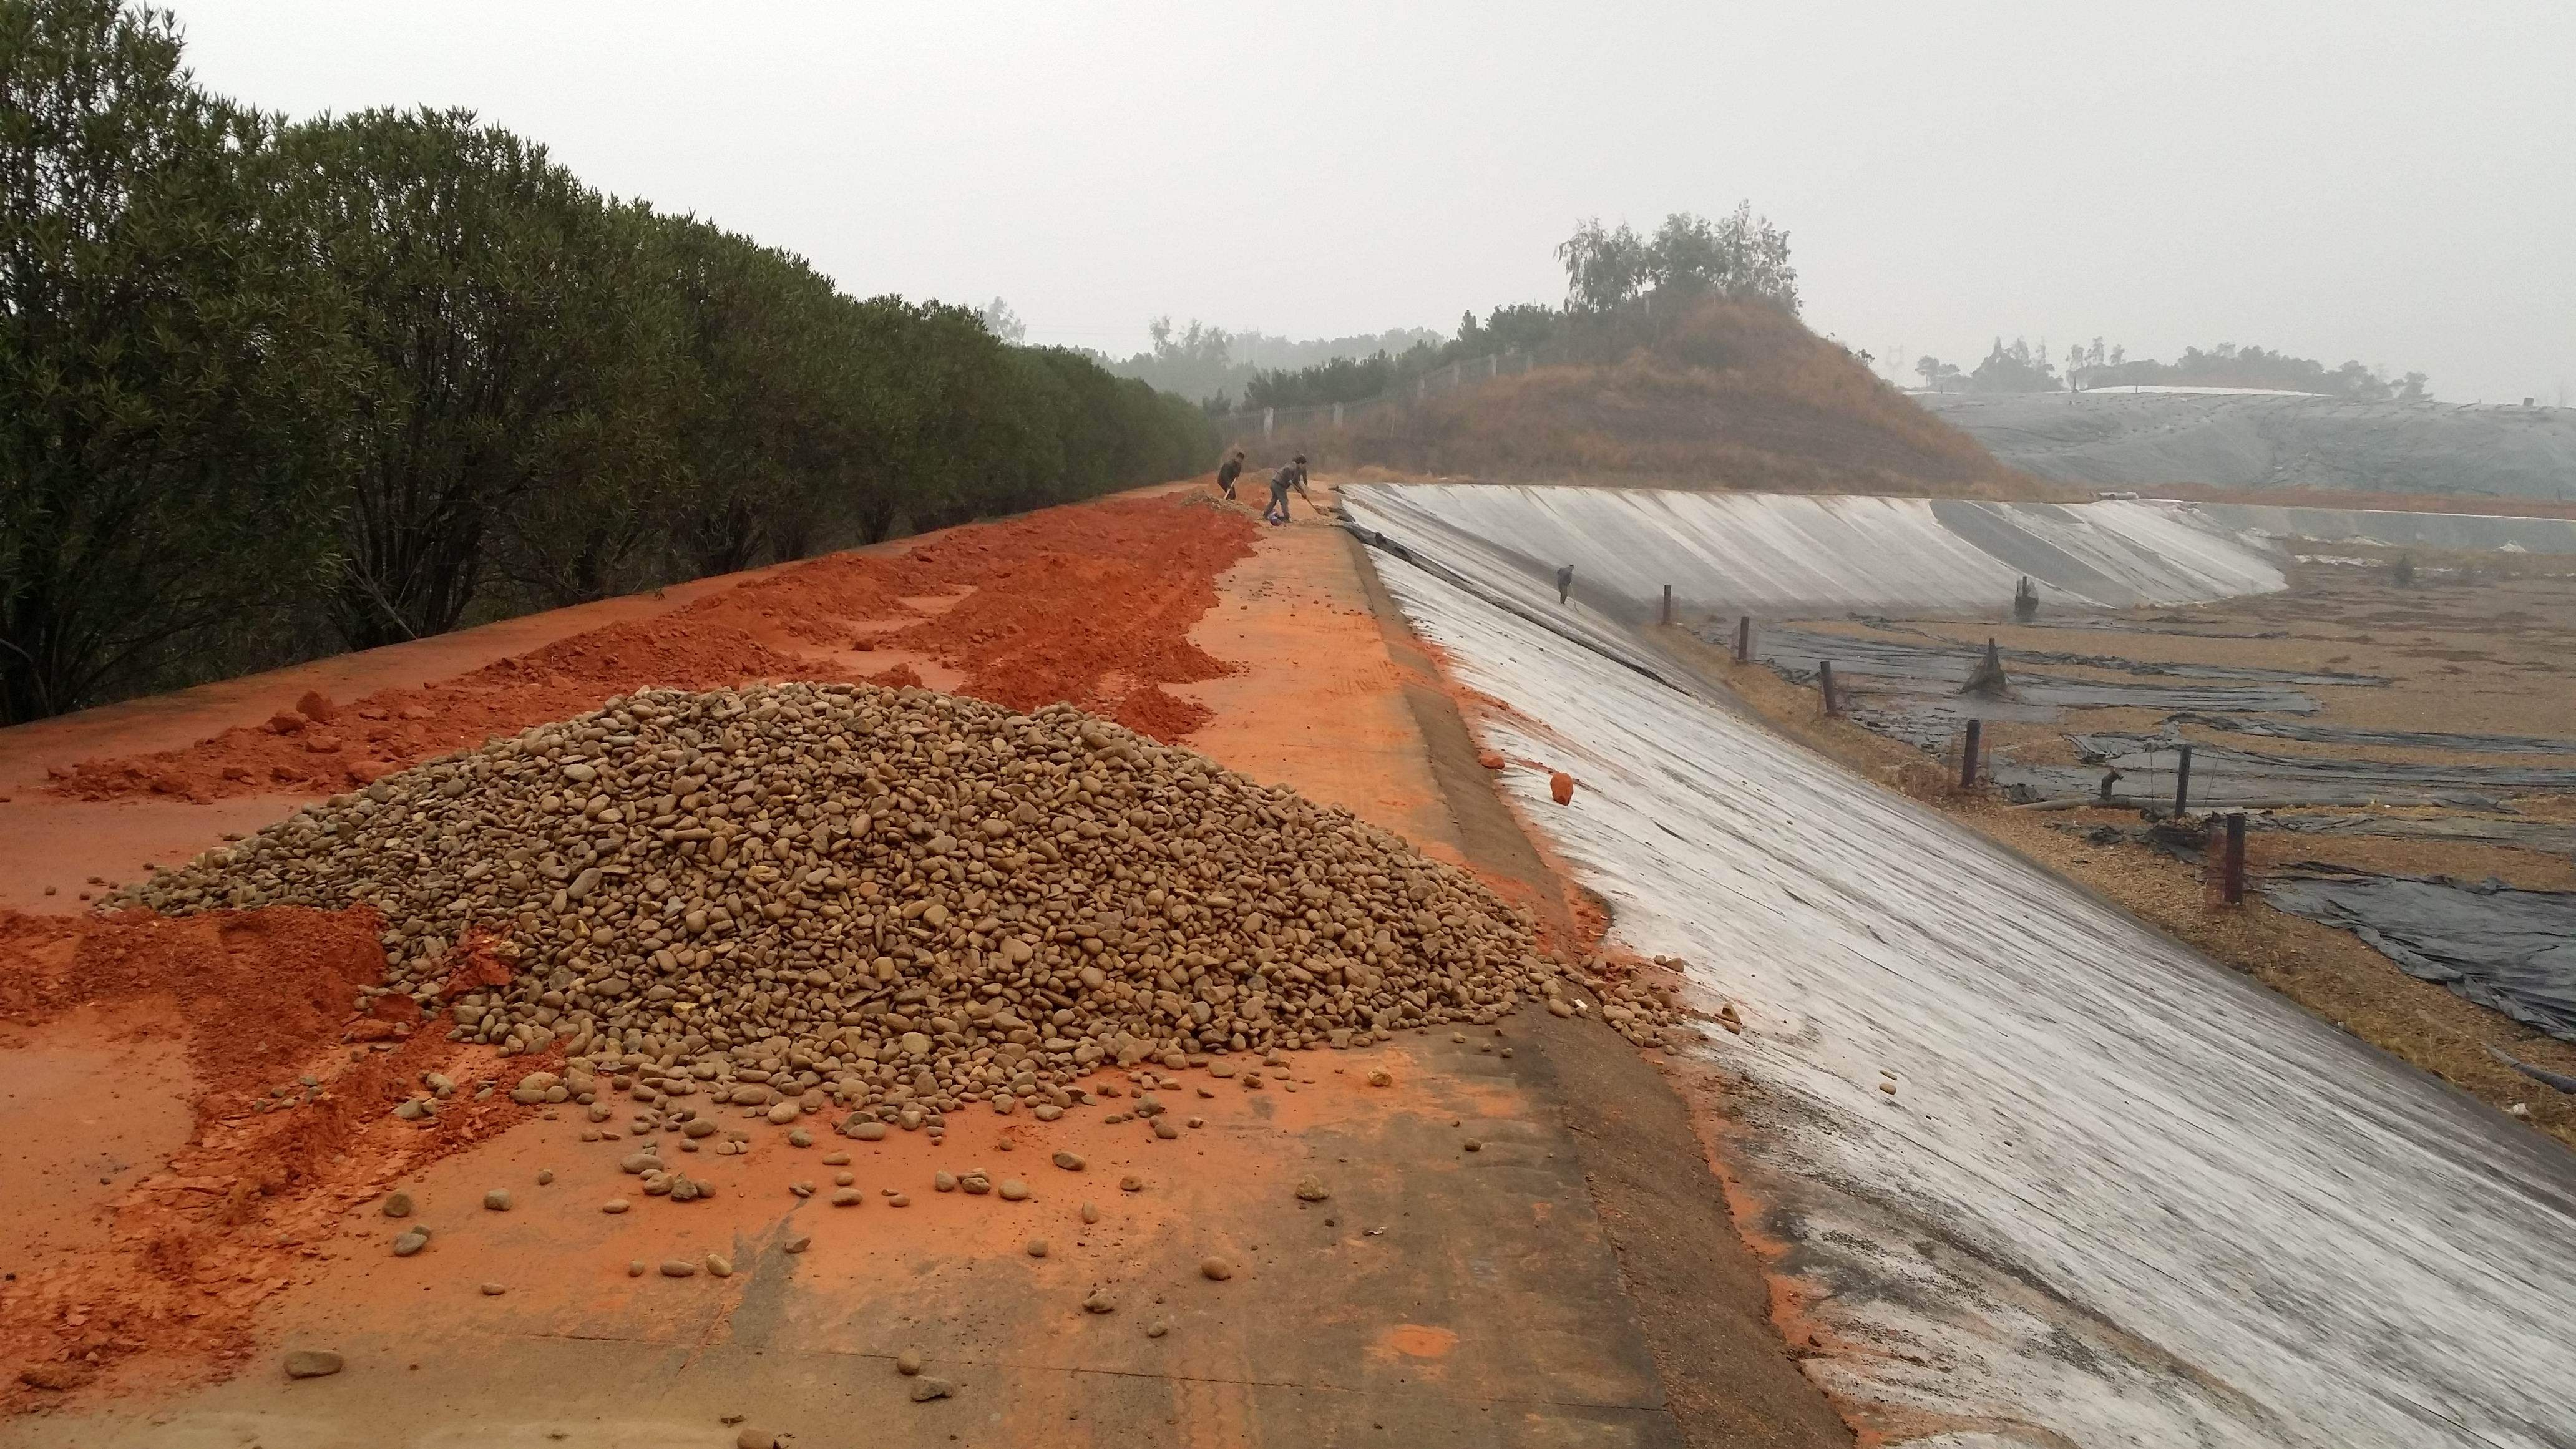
[
  {"left": 1231, "top": 207, "right": 1803, "bottom": 412},
  {"left": 1096, "top": 320, "right": 1447, "bottom": 409},
  {"left": 0, "top": 0, "right": 1211, "bottom": 724},
  {"left": 1916, "top": 337, "right": 2431, "bottom": 401}
]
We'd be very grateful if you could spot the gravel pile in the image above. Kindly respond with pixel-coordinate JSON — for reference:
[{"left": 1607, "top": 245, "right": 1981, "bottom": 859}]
[{"left": 122, "top": 683, "right": 1566, "bottom": 1115}]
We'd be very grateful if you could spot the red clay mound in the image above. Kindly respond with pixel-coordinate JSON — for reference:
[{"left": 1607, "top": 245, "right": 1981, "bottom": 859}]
[
  {"left": 46, "top": 619, "right": 826, "bottom": 803},
  {"left": 881, "top": 511, "right": 1252, "bottom": 739},
  {"left": 47, "top": 494, "right": 1259, "bottom": 804},
  {"left": 0, "top": 909, "right": 549, "bottom": 1405}
]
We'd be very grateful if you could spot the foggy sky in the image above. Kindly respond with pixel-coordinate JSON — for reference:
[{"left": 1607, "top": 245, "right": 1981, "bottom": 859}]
[{"left": 165, "top": 1, "right": 2575, "bottom": 404}]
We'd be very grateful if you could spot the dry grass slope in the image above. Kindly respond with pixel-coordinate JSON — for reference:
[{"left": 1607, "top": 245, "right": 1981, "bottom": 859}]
[{"left": 1320, "top": 300, "right": 2054, "bottom": 500}]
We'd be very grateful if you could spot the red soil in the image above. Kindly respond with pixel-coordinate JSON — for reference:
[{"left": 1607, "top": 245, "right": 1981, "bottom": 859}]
[
  {"left": 46, "top": 495, "right": 1258, "bottom": 804},
  {"left": 879, "top": 514, "right": 1250, "bottom": 739},
  {"left": 0, "top": 909, "right": 552, "bottom": 1405}
]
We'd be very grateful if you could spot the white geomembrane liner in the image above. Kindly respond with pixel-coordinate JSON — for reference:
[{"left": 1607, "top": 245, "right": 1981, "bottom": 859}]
[
  {"left": 2180, "top": 502, "right": 2576, "bottom": 555},
  {"left": 1340, "top": 484, "right": 2289, "bottom": 622},
  {"left": 1366, "top": 553, "right": 2576, "bottom": 1448}
]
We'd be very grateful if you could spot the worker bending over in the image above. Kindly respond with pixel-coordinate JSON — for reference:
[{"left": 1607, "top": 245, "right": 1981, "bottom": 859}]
[{"left": 1266, "top": 455, "right": 1311, "bottom": 525}]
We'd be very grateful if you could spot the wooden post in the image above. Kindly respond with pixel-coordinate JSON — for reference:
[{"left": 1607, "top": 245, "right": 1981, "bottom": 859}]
[
  {"left": 1734, "top": 615, "right": 1752, "bottom": 663},
  {"left": 2223, "top": 812, "right": 2247, "bottom": 904},
  {"left": 2173, "top": 743, "right": 2194, "bottom": 816},
  {"left": 1961, "top": 718, "right": 1982, "bottom": 788},
  {"left": 1819, "top": 661, "right": 1840, "bottom": 716},
  {"left": 1659, "top": 585, "right": 1673, "bottom": 625}
]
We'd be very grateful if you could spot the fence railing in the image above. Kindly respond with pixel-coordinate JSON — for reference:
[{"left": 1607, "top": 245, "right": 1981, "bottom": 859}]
[
  {"left": 1203, "top": 346, "right": 1559, "bottom": 444},
  {"left": 1200, "top": 295, "right": 1716, "bottom": 447}
]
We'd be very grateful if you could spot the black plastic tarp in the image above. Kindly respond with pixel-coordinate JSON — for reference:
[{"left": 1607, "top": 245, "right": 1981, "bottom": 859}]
[
  {"left": 2260, "top": 868, "right": 2576, "bottom": 1043},
  {"left": 2259, "top": 812, "right": 2576, "bottom": 856},
  {"left": 2164, "top": 712, "right": 2576, "bottom": 758},
  {"left": 2067, "top": 733, "right": 2576, "bottom": 795}
]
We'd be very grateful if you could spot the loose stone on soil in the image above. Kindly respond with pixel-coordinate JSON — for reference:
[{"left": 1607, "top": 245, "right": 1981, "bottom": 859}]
[
  {"left": 283, "top": 1349, "right": 344, "bottom": 1379},
  {"left": 484, "top": 1189, "right": 511, "bottom": 1211},
  {"left": 1119, "top": 1175, "right": 1143, "bottom": 1193},
  {"left": 479, "top": 1282, "right": 507, "bottom": 1296},
  {"left": 1080, "top": 1202, "right": 1101, "bottom": 1224},
  {"left": 117, "top": 684, "right": 1575, "bottom": 1118},
  {"left": 1052, "top": 1151, "right": 1085, "bottom": 1171},
  {"left": 895, "top": 1347, "right": 924, "bottom": 1375},
  {"left": 998, "top": 1179, "right": 1031, "bottom": 1201},
  {"left": 1294, "top": 1176, "right": 1330, "bottom": 1202},
  {"left": 910, "top": 1377, "right": 955, "bottom": 1403},
  {"left": 602, "top": 1199, "right": 631, "bottom": 1214},
  {"left": 1027, "top": 1238, "right": 1050, "bottom": 1258},
  {"left": 382, "top": 1191, "right": 414, "bottom": 1218},
  {"left": 660, "top": 1260, "right": 697, "bottom": 1278},
  {"left": 1200, "top": 1256, "right": 1235, "bottom": 1281},
  {"left": 392, "top": 1229, "right": 429, "bottom": 1257}
]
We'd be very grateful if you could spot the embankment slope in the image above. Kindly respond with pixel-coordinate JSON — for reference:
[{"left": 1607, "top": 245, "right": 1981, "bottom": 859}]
[{"left": 1320, "top": 301, "right": 2048, "bottom": 499}]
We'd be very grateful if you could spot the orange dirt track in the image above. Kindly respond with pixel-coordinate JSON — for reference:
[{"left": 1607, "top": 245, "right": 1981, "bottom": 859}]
[
  {"left": 0, "top": 482, "right": 1850, "bottom": 1449},
  {"left": 43, "top": 494, "right": 1258, "bottom": 806}
]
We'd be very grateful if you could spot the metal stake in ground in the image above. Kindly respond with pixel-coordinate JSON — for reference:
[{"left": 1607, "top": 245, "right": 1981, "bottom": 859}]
[
  {"left": 1660, "top": 584, "right": 1673, "bottom": 626},
  {"left": 1819, "top": 661, "right": 1841, "bottom": 717},
  {"left": 1734, "top": 615, "right": 1752, "bottom": 663},
  {"left": 2223, "top": 812, "right": 2247, "bottom": 905},
  {"left": 2173, "top": 743, "right": 2194, "bottom": 816},
  {"left": 1961, "top": 718, "right": 1983, "bottom": 788}
]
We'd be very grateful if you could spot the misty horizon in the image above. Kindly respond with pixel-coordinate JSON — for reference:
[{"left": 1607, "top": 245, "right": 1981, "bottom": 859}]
[{"left": 155, "top": 1, "right": 2576, "bottom": 404}]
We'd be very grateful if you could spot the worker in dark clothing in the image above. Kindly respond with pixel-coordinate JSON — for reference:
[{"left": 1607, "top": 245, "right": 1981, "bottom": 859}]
[
  {"left": 1556, "top": 564, "right": 1574, "bottom": 604},
  {"left": 1265, "top": 455, "right": 1310, "bottom": 525},
  {"left": 1215, "top": 450, "right": 1245, "bottom": 500}
]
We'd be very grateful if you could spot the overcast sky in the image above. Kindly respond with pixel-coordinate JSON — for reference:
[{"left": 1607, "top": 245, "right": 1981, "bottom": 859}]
[{"left": 167, "top": 1, "right": 2574, "bottom": 403}]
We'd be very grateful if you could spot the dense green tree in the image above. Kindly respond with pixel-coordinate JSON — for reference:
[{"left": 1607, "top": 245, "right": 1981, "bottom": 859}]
[
  {"left": 0, "top": 0, "right": 1214, "bottom": 721},
  {"left": 1555, "top": 217, "right": 1649, "bottom": 316},
  {"left": 0, "top": 0, "right": 346, "bottom": 723},
  {"left": 1556, "top": 205, "right": 1798, "bottom": 318},
  {"left": 280, "top": 107, "right": 640, "bottom": 647}
]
